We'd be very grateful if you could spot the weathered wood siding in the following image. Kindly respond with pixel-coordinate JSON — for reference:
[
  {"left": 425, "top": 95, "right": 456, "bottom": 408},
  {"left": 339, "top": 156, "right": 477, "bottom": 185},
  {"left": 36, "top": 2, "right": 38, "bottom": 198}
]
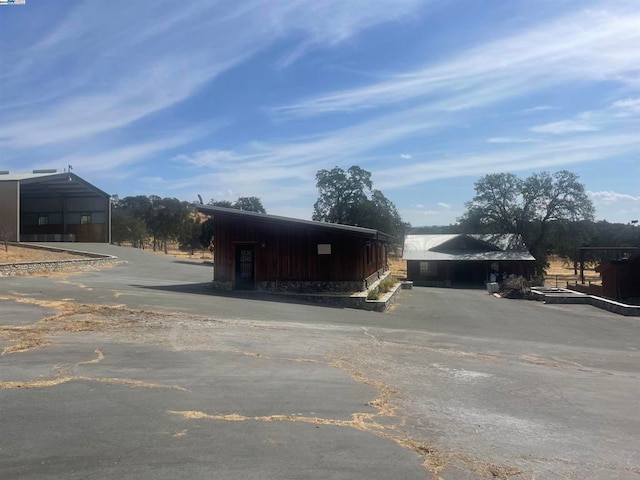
[{"left": 214, "top": 216, "right": 386, "bottom": 284}]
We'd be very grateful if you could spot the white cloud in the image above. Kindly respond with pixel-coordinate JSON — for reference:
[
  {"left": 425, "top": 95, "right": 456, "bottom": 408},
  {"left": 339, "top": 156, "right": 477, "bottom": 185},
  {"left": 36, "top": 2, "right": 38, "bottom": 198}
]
[
  {"left": 520, "top": 105, "right": 558, "bottom": 114},
  {"left": 272, "top": 0, "right": 429, "bottom": 68},
  {"left": 530, "top": 120, "right": 599, "bottom": 135},
  {"left": 437, "top": 202, "right": 451, "bottom": 210},
  {"left": 401, "top": 153, "right": 413, "bottom": 159},
  {"left": 487, "top": 137, "right": 536, "bottom": 144},
  {"left": 612, "top": 98, "right": 640, "bottom": 115},
  {"left": 274, "top": 4, "right": 640, "bottom": 118},
  {"left": 0, "top": 0, "right": 429, "bottom": 150},
  {"left": 374, "top": 130, "right": 640, "bottom": 190},
  {"left": 588, "top": 191, "right": 640, "bottom": 205},
  {"left": 46, "top": 127, "right": 209, "bottom": 174}
]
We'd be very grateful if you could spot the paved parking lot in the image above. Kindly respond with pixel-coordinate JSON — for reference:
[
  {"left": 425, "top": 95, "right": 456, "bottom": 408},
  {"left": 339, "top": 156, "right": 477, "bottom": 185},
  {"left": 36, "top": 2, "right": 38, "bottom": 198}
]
[{"left": 1, "top": 244, "right": 639, "bottom": 479}]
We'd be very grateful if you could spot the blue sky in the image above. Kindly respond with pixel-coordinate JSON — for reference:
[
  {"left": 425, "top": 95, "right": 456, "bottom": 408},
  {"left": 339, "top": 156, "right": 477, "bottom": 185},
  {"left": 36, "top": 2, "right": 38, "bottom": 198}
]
[{"left": 1, "top": 0, "right": 639, "bottom": 226}]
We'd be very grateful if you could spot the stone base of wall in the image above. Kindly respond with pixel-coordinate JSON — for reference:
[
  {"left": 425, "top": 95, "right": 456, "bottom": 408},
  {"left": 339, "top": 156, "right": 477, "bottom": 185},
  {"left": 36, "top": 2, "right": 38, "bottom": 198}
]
[
  {"left": 0, "top": 257, "right": 120, "bottom": 276},
  {"left": 256, "top": 280, "right": 365, "bottom": 294},
  {"left": 211, "top": 281, "right": 233, "bottom": 290}
]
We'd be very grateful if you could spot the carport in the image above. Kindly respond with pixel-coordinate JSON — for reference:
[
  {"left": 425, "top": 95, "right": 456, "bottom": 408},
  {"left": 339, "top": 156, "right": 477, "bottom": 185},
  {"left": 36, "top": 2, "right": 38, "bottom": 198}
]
[{"left": 0, "top": 171, "right": 111, "bottom": 243}]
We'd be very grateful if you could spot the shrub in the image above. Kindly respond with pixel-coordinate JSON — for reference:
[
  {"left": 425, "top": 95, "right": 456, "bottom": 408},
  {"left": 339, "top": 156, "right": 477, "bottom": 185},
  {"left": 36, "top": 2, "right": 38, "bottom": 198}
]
[
  {"left": 367, "top": 287, "right": 380, "bottom": 300},
  {"left": 378, "top": 275, "right": 396, "bottom": 294}
]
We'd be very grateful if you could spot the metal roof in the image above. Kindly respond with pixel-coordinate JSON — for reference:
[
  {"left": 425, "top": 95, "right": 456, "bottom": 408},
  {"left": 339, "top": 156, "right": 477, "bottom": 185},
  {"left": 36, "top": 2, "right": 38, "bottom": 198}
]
[
  {"left": 402, "top": 234, "right": 535, "bottom": 261},
  {"left": 0, "top": 172, "right": 109, "bottom": 198},
  {"left": 196, "top": 205, "right": 394, "bottom": 241}
]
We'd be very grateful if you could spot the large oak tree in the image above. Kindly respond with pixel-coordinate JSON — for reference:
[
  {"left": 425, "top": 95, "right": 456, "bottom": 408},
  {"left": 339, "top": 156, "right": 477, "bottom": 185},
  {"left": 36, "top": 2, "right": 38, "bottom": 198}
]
[
  {"left": 460, "top": 170, "right": 595, "bottom": 269},
  {"left": 312, "top": 165, "right": 407, "bottom": 242}
]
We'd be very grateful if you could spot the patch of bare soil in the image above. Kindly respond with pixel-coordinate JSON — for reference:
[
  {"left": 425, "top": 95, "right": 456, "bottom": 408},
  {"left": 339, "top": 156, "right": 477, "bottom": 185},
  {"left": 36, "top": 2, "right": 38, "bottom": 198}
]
[
  {"left": 388, "top": 256, "right": 406, "bottom": 278},
  {"left": 544, "top": 255, "right": 600, "bottom": 288},
  {"left": 0, "top": 245, "right": 83, "bottom": 264}
]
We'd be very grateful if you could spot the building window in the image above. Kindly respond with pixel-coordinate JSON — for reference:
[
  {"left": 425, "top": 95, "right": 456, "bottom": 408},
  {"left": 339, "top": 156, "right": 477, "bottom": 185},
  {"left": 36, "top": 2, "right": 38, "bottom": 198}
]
[
  {"left": 420, "top": 261, "right": 436, "bottom": 276},
  {"left": 80, "top": 214, "right": 92, "bottom": 225},
  {"left": 38, "top": 215, "right": 49, "bottom": 226}
]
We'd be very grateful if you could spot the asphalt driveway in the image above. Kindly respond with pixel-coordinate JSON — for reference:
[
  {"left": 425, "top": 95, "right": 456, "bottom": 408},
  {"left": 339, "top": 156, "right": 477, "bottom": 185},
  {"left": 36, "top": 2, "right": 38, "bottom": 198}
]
[{"left": 1, "top": 243, "right": 639, "bottom": 479}]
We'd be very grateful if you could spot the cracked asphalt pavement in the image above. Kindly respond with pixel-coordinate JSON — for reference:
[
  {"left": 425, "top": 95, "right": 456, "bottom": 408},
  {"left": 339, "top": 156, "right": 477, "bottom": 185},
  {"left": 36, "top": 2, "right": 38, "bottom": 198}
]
[{"left": 1, "top": 243, "right": 639, "bottom": 479}]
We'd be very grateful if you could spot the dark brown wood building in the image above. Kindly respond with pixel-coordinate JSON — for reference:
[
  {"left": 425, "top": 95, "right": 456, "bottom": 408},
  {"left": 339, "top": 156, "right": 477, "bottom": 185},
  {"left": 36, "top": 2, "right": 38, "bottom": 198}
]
[
  {"left": 597, "top": 253, "right": 640, "bottom": 301},
  {"left": 403, "top": 234, "right": 535, "bottom": 287},
  {"left": 196, "top": 205, "right": 392, "bottom": 292}
]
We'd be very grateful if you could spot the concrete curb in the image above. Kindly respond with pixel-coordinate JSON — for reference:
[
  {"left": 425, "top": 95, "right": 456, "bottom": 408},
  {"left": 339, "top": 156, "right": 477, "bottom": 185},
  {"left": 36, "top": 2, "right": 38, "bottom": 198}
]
[
  {"left": 0, "top": 243, "right": 121, "bottom": 276},
  {"left": 530, "top": 287, "right": 640, "bottom": 316}
]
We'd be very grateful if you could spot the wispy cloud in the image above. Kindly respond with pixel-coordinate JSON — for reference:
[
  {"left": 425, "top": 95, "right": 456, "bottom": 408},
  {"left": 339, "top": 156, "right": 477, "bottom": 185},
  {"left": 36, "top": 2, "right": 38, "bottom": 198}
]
[
  {"left": 612, "top": 97, "right": 640, "bottom": 114},
  {"left": 48, "top": 126, "right": 210, "bottom": 174},
  {"left": 520, "top": 105, "right": 558, "bottom": 114},
  {"left": 437, "top": 202, "right": 452, "bottom": 210},
  {"left": 530, "top": 120, "right": 599, "bottom": 135},
  {"left": 400, "top": 153, "right": 413, "bottom": 159},
  {"left": 588, "top": 191, "right": 640, "bottom": 205},
  {"left": 487, "top": 137, "right": 536, "bottom": 144},
  {"left": 274, "top": 3, "right": 640, "bottom": 118},
  {"left": 272, "top": 0, "right": 429, "bottom": 68},
  {"left": 0, "top": 0, "right": 429, "bottom": 152},
  {"left": 374, "top": 130, "right": 640, "bottom": 190}
]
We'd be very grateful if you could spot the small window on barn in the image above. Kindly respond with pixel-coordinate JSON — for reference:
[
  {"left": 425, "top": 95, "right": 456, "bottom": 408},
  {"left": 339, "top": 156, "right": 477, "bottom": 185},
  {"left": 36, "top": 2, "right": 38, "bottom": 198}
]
[
  {"left": 38, "top": 215, "right": 49, "bottom": 226},
  {"left": 80, "top": 214, "right": 92, "bottom": 225},
  {"left": 420, "top": 261, "right": 436, "bottom": 276}
]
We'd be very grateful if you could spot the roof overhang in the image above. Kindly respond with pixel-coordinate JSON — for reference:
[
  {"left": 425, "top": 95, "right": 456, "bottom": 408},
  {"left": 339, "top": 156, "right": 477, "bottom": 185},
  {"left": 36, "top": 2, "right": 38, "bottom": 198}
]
[{"left": 196, "top": 205, "right": 394, "bottom": 242}]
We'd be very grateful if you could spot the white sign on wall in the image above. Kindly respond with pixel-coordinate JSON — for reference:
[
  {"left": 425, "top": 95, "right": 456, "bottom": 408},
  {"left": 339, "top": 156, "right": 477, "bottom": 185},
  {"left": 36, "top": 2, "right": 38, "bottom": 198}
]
[{"left": 317, "top": 244, "right": 331, "bottom": 255}]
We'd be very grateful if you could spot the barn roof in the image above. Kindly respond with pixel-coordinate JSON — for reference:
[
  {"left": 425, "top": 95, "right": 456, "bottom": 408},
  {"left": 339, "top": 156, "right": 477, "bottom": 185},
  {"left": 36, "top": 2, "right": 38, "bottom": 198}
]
[
  {"left": 196, "top": 205, "right": 394, "bottom": 242},
  {"left": 0, "top": 172, "right": 109, "bottom": 198},
  {"left": 402, "top": 234, "right": 535, "bottom": 261}
]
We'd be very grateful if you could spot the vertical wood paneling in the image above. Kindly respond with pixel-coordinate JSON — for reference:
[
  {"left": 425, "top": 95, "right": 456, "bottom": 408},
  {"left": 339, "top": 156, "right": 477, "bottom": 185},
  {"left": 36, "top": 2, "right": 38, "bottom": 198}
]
[{"left": 211, "top": 215, "right": 385, "bottom": 283}]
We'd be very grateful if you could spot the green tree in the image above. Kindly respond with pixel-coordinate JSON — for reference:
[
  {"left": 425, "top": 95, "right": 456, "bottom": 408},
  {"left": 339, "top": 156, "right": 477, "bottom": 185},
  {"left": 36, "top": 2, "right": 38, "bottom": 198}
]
[
  {"left": 199, "top": 196, "right": 267, "bottom": 250},
  {"left": 234, "top": 196, "right": 266, "bottom": 213},
  {"left": 199, "top": 217, "right": 215, "bottom": 251},
  {"left": 111, "top": 196, "right": 150, "bottom": 248},
  {"left": 313, "top": 166, "right": 372, "bottom": 225},
  {"left": 460, "top": 170, "right": 595, "bottom": 270},
  {"left": 146, "top": 196, "right": 190, "bottom": 253},
  {"left": 178, "top": 210, "right": 202, "bottom": 255},
  {"left": 207, "top": 199, "right": 234, "bottom": 208},
  {"left": 312, "top": 165, "right": 406, "bottom": 241}
]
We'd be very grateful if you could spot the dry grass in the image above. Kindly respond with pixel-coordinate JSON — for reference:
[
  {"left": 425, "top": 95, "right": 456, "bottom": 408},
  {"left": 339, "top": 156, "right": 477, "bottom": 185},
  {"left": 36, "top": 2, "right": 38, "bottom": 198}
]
[
  {"left": 544, "top": 255, "right": 600, "bottom": 288},
  {"left": 388, "top": 256, "right": 406, "bottom": 278},
  {"left": 0, "top": 245, "right": 82, "bottom": 264}
]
